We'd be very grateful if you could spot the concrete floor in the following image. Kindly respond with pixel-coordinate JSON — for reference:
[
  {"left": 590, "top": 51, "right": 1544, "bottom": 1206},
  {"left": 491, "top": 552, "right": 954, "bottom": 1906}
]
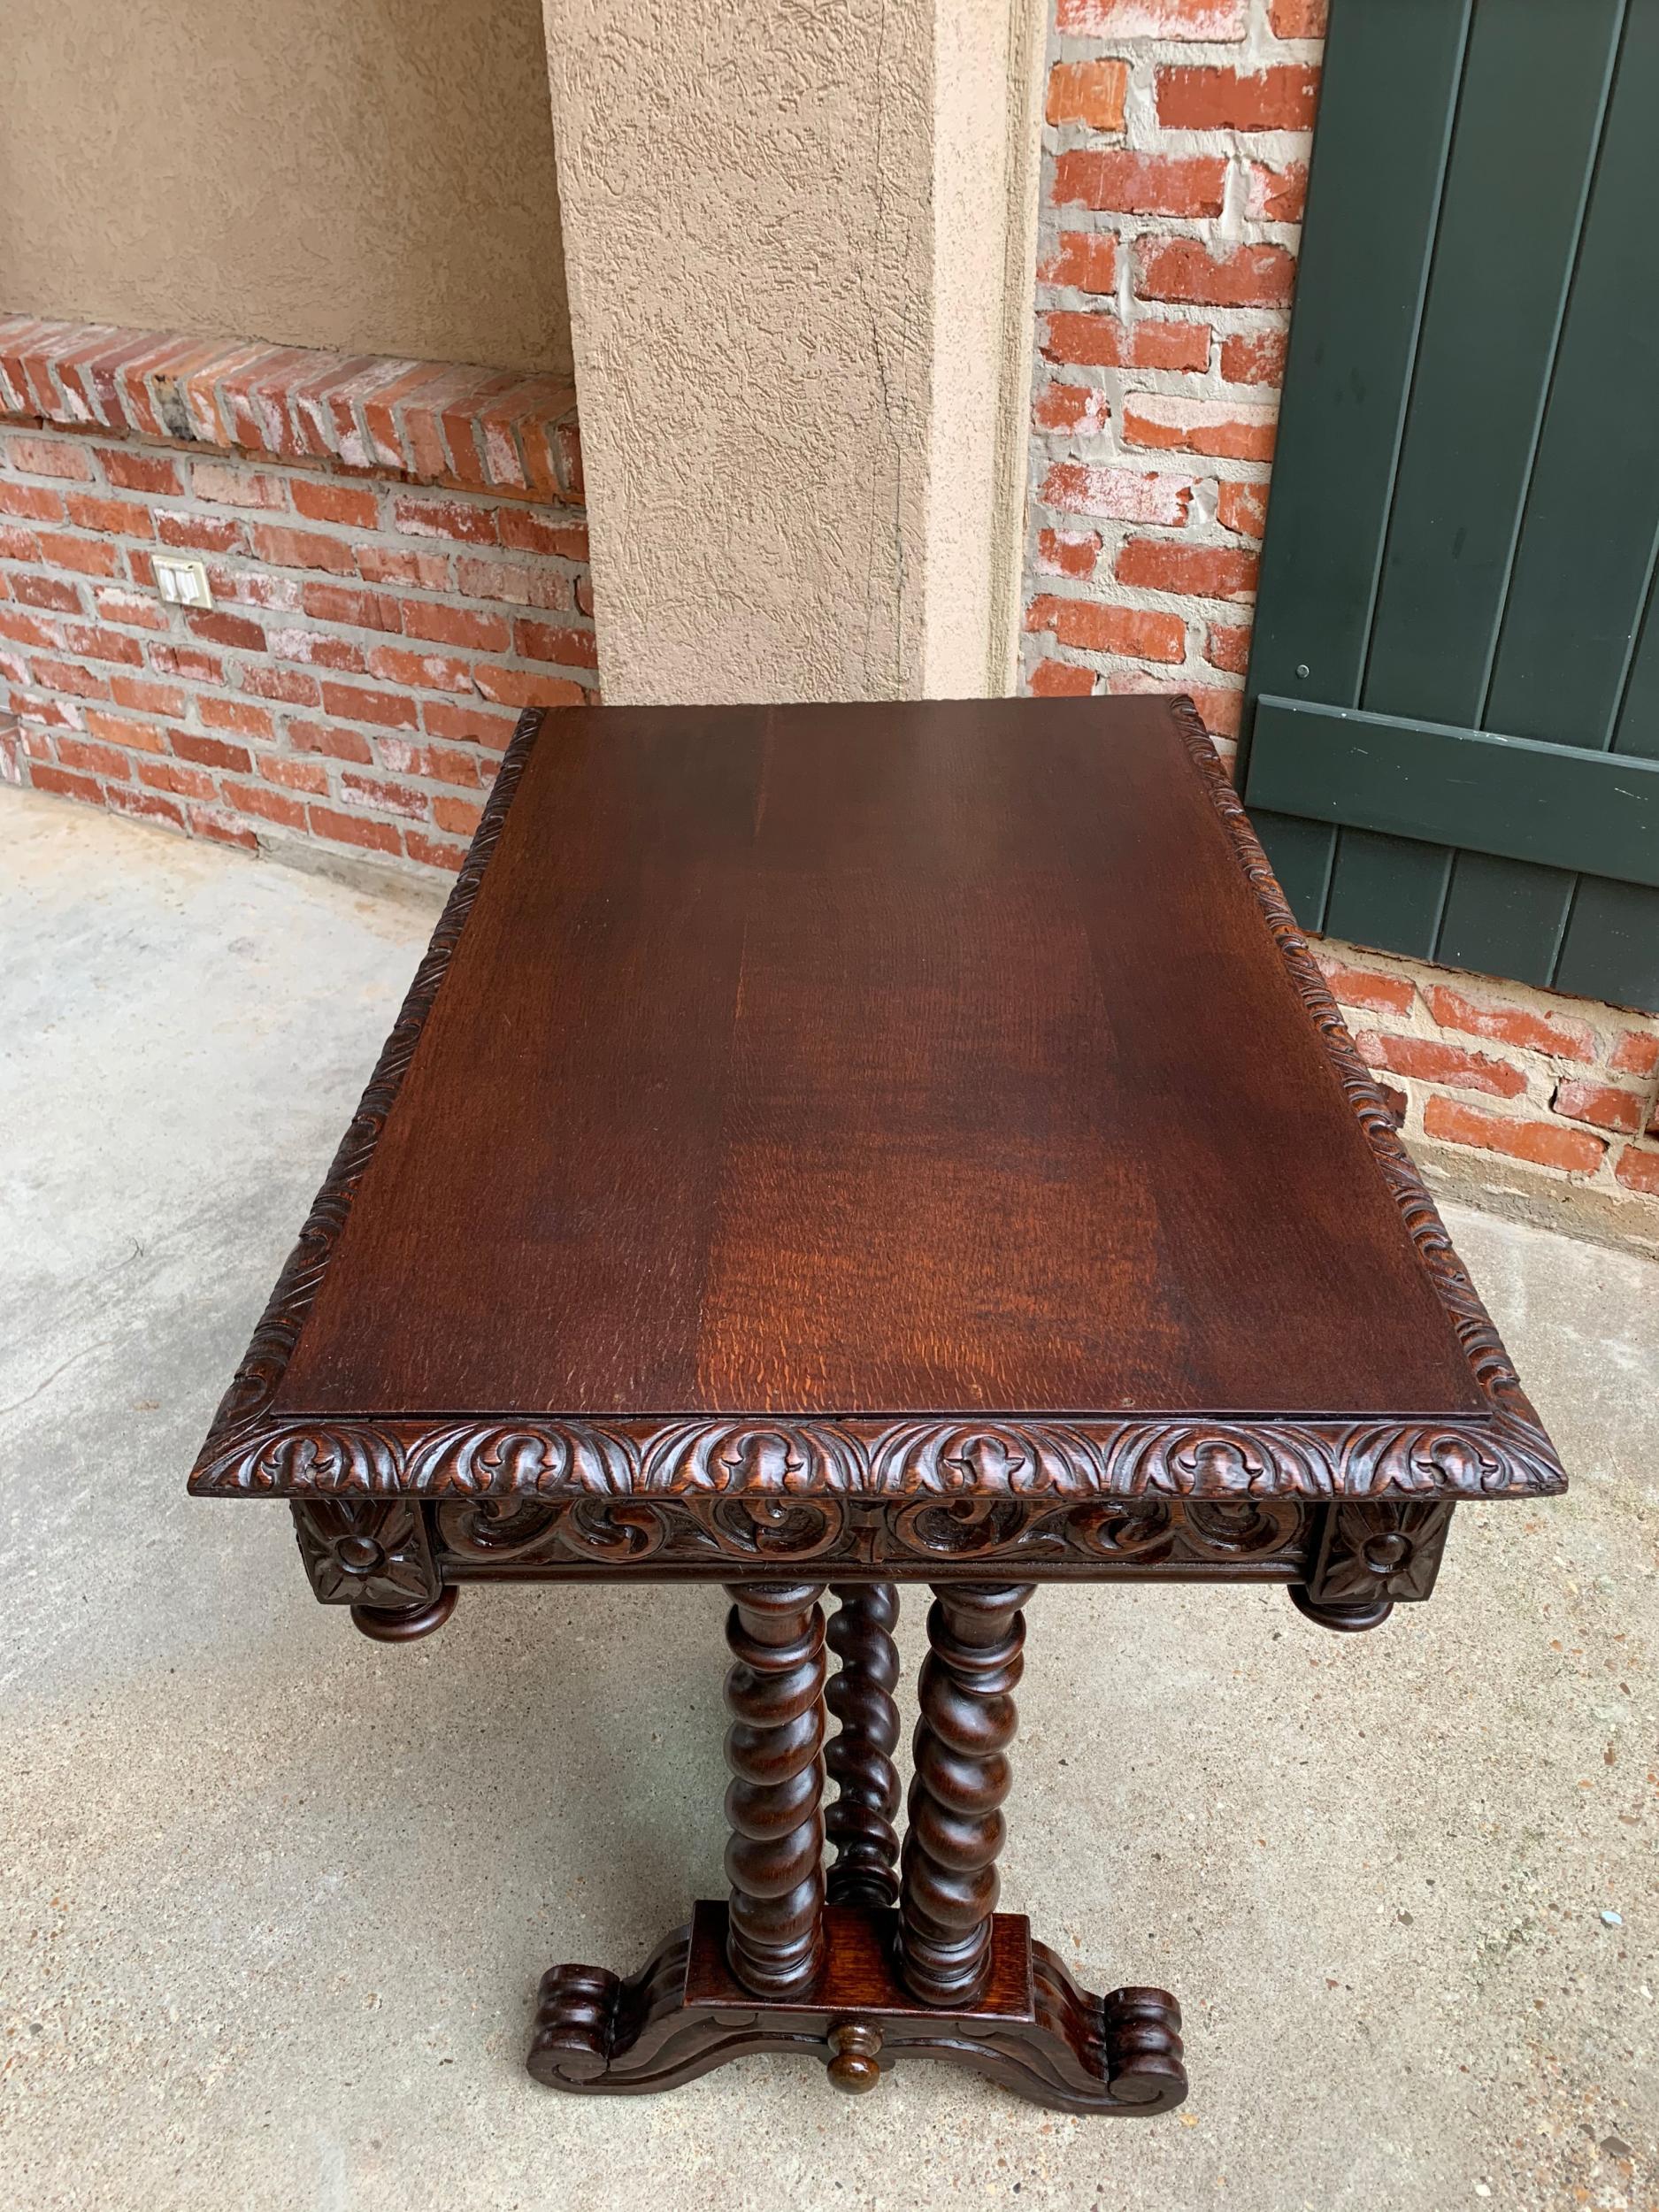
[{"left": 2, "top": 784, "right": 1655, "bottom": 2212}]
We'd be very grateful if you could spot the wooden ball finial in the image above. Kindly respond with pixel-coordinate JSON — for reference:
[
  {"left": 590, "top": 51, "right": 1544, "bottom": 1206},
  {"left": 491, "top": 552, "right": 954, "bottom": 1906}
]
[{"left": 826, "top": 2021, "right": 883, "bottom": 2093}]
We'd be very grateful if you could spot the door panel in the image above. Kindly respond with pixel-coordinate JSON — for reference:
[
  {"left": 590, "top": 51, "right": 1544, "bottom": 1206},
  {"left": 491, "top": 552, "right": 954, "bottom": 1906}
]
[
  {"left": 1243, "top": 0, "right": 1476, "bottom": 910},
  {"left": 1240, "top": 0, "right": 1659, "bottom": 1013}
]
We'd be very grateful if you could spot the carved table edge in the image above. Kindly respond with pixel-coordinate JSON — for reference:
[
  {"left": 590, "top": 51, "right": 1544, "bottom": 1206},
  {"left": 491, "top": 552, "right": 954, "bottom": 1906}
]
[
  {"left": 188, "top": 703, "right": 548, "bottom": 1497},
  {"left": 186, "top": 699, "right": 1568, "bottom": 1511},
  {"left": 190, "top": 1406, "right": 1563, "bottom": 1501},
  {"left": 1169, "top": 701, "right": 1565, "bottom": 1497}
]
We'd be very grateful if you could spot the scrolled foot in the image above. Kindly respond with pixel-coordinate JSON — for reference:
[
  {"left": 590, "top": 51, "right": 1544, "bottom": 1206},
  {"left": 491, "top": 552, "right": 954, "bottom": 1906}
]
[
  {"left": 1289, "top": 1586, "right": 1394, "bottom": 1634},
  {"left": 350, "top": 1586, "right": 457, "bottom": 1641},
  {"left": 953, "top": 1939, "right": 1187, "bottom": 2115},
  {"left": 529, "top": 1963, "right": 622, "bottom": 2085},
  {"left": 1099, "top": 1984, "right": 1187, "bottom": 2108},
  {"left": 529, "top": 1927, "right": 776, "bottom": 2095}
]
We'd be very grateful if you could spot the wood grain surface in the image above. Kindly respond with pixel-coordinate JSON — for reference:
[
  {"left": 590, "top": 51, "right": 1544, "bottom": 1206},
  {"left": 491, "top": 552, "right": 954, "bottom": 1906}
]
[{"left": 273, "top": 699, "right": 1482, "bottom": 1422}]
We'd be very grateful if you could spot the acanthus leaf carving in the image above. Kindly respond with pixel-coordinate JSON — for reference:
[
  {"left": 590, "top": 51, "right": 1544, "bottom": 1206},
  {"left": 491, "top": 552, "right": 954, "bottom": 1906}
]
[
  {"left": 423, "top": 1494, "right": 1314, "bottom": 1578},
  {"left": 641, "top": 1420, "right": 865, "bottom": 1495},
  {"left": 192, "top": 1409, "right": 1562, "bottom": 1504},
  {"left": 208, "top": 1424, "right": 404, "bottom": 1497},
  {"left": 406, "top": 1421, "right": 641, "bottom": 1495}
]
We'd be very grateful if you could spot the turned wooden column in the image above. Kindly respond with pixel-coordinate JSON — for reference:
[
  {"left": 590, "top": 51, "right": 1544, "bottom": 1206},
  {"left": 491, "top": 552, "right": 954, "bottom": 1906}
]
[
  {"left": 723, "top": 1582, "right": 829, "bottom": 1997},
  {"left": 898, "top": 1582, "right": 1033, "bottom": 2008},
  {"left": 825, "top": 1584, "right": 902, "bottom": 1909}
]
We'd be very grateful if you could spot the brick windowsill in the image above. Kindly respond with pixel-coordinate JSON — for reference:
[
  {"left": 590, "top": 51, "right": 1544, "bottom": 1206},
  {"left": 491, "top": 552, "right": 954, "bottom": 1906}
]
[
  {"left": 0, "top": 318, "right": 594, "bottom": 873},
  {"left": 0, "top": 315, "right": 581, "bottom": 503}
]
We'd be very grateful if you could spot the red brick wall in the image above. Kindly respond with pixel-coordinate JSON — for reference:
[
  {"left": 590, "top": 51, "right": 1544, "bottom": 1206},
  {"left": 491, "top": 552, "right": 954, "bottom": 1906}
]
[
  {"left": 1314, "top": 946, "right": 1659, "bottom": 1214},
  {"left": 1018, "top": 0, "right": 1659, "bottom": 1231},
  {"left": 1021, "top": 0, "right": 1313, "bottom": 741},
  {"left": 0, "top": 318, "right": 594, "bottom": 872}
]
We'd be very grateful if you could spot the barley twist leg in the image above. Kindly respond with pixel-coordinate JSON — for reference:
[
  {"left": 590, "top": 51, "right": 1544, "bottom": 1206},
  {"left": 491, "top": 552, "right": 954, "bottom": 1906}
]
[
  {"left": 723, "top": 1581, "right": 828, "bottom": 1998},
  {"left": 898, "top": 1582, "right": 1033, "bottom": 2008},
  {"left": 825, "top": 1584, "right": 902, "bottom": 1908}
]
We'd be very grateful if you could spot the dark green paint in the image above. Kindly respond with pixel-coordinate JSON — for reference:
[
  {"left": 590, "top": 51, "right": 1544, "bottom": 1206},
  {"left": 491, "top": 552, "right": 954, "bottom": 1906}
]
[
  {"left": 1254, "top": 811, "right": 1338, "bottom": 924},
  {"left": 1610, "top": 528, "right": 1659, "bottom": 761},
  {"left": 1246, "top": 698, "right": 1659, "bottom": 891},
  {"left": 1362, "top": 0, "right": 1618, "bottom": 732},
  {"left": 1435, "top": 852, "right": 1578, "bottom": 989},
  {"left": 1323, "top": 831, "right": 1452, "bottom": 963},
  {"left": 1241, "top": 0, "right": 1472, "bottom": 741},
  {"left": 1242, "top": 0, "right": 1659, "bottom": 1012},
  {"left": 1554, "top": 879, "right": 1659, "bottom": 1010},
  {"left": 1485, "top": 0, "right": 1659, "bottom": 748}
]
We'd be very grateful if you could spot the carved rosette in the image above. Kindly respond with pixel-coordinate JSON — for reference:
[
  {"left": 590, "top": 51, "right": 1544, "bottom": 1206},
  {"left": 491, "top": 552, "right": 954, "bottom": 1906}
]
[
  {"left": 291, "top": 1499, "right": 440, "bottom": 1609},
  {"left": 1304, "top": 1501, "right": 1455, "bottom": 1607}
]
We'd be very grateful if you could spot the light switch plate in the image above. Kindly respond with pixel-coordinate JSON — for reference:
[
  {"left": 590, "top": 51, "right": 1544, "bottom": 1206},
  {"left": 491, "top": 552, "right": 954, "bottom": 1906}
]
[{"left": 154, "top": 556, "right": 212, "bottom": 610}]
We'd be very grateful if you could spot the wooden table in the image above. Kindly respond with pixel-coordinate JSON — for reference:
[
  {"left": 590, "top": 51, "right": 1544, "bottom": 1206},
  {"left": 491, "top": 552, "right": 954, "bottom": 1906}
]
[{"left": 190, "top": 697, "right": 1565, "bottom": 2114}]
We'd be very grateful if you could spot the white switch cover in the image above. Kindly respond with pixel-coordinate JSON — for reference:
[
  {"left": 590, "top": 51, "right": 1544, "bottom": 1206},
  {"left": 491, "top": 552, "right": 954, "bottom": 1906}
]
[{"left": 154, "top": 556, "right": 213, "bottom": 610}]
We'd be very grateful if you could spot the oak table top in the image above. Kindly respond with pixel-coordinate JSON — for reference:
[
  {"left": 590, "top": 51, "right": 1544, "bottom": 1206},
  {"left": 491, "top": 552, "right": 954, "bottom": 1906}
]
[{"left": 189, "top": 695, "right": 1565, "bottom": 1517}]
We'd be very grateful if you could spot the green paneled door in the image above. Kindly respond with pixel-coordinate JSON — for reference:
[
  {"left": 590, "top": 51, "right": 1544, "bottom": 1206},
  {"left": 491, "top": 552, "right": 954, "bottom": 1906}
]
[{"left": 1240, "top": 0, "right": 1659, "bottom": 1012}]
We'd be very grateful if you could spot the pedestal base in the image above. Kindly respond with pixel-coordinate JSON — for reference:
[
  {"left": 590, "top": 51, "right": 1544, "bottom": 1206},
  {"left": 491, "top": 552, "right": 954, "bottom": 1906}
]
[{"left": 528, "top": 1901, "right": 1186, "bottom": 2115}]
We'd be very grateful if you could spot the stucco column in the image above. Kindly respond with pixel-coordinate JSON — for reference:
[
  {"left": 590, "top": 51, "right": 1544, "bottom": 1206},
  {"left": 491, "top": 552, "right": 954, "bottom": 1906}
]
[{"left": 541, "top": 0, "right": 1043, "bottom": 704}]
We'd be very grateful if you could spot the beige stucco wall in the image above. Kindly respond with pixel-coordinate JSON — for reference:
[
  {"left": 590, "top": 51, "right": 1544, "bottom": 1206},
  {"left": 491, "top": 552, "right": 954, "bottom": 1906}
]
[
  {"left": 0, "top": 0, "right": 572, "bottom": 375},
  {"left": 542, "top": 0, "right": 1042, "bottom": 703},
  {"left": 926, "top": 0, "right": 1045, "bottom": 697}
]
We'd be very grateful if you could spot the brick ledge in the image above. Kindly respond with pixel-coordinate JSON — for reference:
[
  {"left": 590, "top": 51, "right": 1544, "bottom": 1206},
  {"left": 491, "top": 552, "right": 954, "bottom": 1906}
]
[{"left": 0, "top": 316, "right": 580, "bottom": 503}]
